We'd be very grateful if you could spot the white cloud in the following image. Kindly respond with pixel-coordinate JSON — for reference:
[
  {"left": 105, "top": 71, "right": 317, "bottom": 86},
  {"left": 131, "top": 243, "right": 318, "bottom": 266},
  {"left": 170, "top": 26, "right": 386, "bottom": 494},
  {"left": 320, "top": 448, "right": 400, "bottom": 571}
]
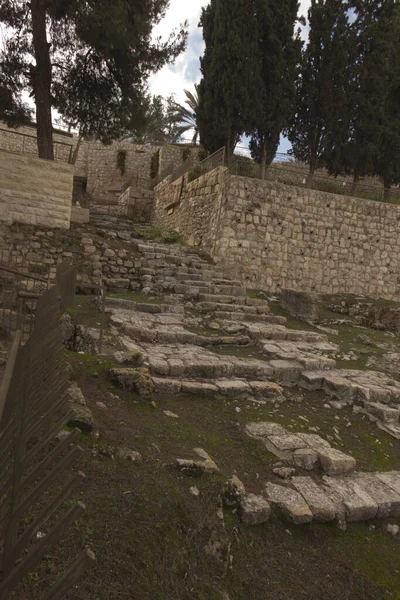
[{"left": 148, "top": 0, "right": 312, "bottom": 102}]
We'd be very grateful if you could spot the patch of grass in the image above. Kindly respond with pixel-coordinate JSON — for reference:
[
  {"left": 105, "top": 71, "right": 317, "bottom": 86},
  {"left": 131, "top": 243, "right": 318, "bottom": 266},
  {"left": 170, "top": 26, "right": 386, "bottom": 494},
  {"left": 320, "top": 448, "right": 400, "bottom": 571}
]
[
  {"left": 108, "top": 290, "right": 167, "bottom": 305},
  {"left": 135, "top": 226, "right": 184, "bottom": 246}
]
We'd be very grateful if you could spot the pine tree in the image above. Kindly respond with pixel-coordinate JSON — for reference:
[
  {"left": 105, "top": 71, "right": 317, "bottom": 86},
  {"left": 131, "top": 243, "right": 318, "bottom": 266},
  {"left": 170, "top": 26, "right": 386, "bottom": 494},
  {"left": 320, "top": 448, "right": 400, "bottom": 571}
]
[
  {"left": 249, "top": 0, "right": 302, "bottom": 177},
  {"left": 197, "top": 0, "right": 262, "bottom": 165},
  {"left": 0, "top": 1, "right": 187, "bottom": 159},
  {"left": 288, "top": 0, "right": 353, "bottom": 184}
]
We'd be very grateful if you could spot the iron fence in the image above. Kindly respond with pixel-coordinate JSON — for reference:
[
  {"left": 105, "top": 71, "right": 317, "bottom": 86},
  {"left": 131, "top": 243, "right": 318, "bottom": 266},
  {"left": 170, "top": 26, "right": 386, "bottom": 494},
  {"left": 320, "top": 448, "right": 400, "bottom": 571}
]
[
  {"left": 185, "top": 147, "right": 226, "bottom": 183},
  {"left": 0, "top": 250, "right": 51, "bottom": 342},
  {"left": 229, "top": 156, "right": 400, "bottom": 205},
  {"left": 0, "top": 260, "right": 95, "bottom": 600}
]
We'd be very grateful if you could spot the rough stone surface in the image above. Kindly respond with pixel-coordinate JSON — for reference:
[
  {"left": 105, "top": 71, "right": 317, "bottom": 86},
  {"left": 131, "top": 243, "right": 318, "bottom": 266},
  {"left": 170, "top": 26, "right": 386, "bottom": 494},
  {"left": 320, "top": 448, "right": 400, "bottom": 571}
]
[
  {"left": 264, "top": 482, "right": 313, "bottom": 524},
  {"left": 240, "top": 494, "right": 271, "bottom": 525},
  {"left": 323, "top": 477, "right": 378, "bottom": 521},
  {"left": 317, "top": 447, "right": 356, "bottom": 476},
  {"left": 66, "top": 382, "right": 94, "bottom": 433},
  {"left": 292, "top": 477, "right": 336, "bottom": 522}
]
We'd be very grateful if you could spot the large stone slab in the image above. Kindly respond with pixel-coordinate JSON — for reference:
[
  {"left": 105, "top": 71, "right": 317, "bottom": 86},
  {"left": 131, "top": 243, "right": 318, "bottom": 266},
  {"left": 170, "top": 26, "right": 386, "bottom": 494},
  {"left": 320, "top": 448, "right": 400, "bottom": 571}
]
[
  {"left": 297, "top": 433, "right": 331, "bottom": 450},
  {"left": 245, "top": 422, "right": 287, "bottom": 438},
  {"left": 264, "top": 482, "right": 313, "bottom": 524},
  {"left": 376, "top": 472, "right": 400, "bottom": 496},
  {"left": 292, "top": 448, "right": 319, "bottom": 471},
  {"left": 323, "top": 477, "right": 378, "bottom": 521},
  {"left": 317, "top": 447, "right": 356, "bottom": 476},
  {"left": 292, "top": 477, "right": 336, "bottom": 522},
  {"left": 267, "top": 434, "right": 307, "bottom": 453},
  {"left": 351, "top": 473, "right": 400, "bottom": 518}
]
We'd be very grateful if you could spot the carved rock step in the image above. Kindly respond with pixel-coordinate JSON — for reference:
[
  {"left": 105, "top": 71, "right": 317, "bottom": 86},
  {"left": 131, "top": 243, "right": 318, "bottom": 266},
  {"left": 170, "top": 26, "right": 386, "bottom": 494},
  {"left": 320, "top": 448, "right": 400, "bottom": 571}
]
[
  {"left": 152, "top": 376, "right": 283, "bottom": 400},
  {"left": 115, "top": 321, "right": 250, "bottom": 347},
  {"left": 198, "top": 302, "right": 268, "bottom": 314},
  {"left": 300, "top": 369, "right": 400, "bottom": 406},
  {"left": 147, "top": 355, "right": 274, "bottom": 381},
  {"left": 106, "top": 297, "right": 184, "bottom": 314},
  {"left": 261, "top": 340, "right": 337, "bottom": 371},
  {"left": 265, "top": 472, "right": 400, "bottom": 524},
  {"left": 215, "top": 312, "right": 286, "bottom": 324},
  {"left": 246, "top": 323, "right": 326, "bottom": 343}
]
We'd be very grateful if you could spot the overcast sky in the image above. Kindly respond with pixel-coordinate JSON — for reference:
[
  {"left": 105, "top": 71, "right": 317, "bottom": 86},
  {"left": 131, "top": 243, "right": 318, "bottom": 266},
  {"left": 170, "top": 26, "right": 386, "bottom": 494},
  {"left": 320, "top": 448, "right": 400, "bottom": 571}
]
[{"left": 149, "top": 0, "right": 312, "bottom": 151}]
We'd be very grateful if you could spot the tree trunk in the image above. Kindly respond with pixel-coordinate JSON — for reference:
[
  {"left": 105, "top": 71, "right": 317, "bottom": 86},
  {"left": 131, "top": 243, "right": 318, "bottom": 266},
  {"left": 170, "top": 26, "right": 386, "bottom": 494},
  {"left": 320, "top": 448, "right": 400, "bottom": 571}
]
[
  {"left": 71, "top": 135, "right": 83, "bottom": 166},
  {"left": 31, "top": 0, "right": 54, "bottom": 160},
  {"left": 383, "top": 173, "right": 391, "bottom": 202},
  {"left": 261, "top": 138, "right": 267, "bottom": 180},
  {"left": 351, "top": 172, "right": 360, "bottom": 196}
]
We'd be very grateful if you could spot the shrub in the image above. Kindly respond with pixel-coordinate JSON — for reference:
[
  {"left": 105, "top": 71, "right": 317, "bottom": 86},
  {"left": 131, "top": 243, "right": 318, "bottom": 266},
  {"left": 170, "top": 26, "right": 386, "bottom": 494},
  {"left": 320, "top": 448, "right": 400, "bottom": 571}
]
[
  {"left": 188, "top": 166, "right": 203, "bottom": 183},
  {"left": 182, "top": 148, "right": 191, "bottom": 161},
  {"left": 198, "top": 148, "right": 208, "bottom": 162},
  {"left": 117, "top": 150, "right": 127, "bottom": 175},
  {"left": 150, "top": 150, "right": 160, "bottom": 179}
]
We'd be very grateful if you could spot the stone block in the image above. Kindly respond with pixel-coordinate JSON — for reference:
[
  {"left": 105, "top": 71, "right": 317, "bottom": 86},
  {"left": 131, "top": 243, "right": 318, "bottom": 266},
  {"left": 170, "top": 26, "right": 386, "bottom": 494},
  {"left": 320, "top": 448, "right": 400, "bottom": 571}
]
[
  {"left": 240, "top": 494, "right": 271, "bottom": 525},
  {"left": 292, "top": 448, "right": 319, "bottom": 471},
  {"left": 317, "top": 447, "right": 356, "bottom": 476},
  {"left": 245, "top": 422, "right": 287, "bottom": 438},
  {"left": 351, "top": 473, "right": 400, "bottom": 518},
  {"left": 264, "top": 482, "right": 313, "bottom": 524},
  {"left": 292, "top": 476, "right": 336, "bottom": 522},
  {"left": 323, "top": 477, "right": 378, "bottom": 521}
]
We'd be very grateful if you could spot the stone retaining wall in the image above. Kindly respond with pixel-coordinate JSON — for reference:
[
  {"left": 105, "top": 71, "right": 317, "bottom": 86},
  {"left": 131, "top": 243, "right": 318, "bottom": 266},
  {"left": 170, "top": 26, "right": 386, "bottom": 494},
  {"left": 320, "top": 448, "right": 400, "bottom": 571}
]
[
  {"left": 153, "top": 169, "right": 400, "bottom": 300},
  {"left": 0, "top": 150, "right": 73, "bottom": 229},
  {"left": 153, "top": 167, "right": 227, "bottom": 247}
]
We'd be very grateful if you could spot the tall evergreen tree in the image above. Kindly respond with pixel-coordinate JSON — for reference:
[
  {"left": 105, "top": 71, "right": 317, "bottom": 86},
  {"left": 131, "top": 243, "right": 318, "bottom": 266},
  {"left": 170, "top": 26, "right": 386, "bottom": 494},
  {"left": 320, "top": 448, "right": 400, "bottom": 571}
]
[
  {"left": 249, "top": 0, "right": 302, "bottom": 177},
  {"left": 288, "top": 0, "right": 354, "bottom": 183},
  {"left": 346, "top": 0, "right": 400, "bottom": 196},
  {"left": 0, "top": 1, "right": 187, "bottom": 159},
  {"left": 197, "top": 0, "right": 262, "bottom": 165}
]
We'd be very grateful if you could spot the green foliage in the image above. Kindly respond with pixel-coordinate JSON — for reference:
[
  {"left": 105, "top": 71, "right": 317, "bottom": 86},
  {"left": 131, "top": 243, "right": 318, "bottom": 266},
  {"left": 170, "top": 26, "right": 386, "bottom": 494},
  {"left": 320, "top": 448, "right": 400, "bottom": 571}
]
[
  {"left": 198, "top": 148, "right": 208, "bottom": 162},
  {"left": 171, "top": 85, "right": 200, "bottom": 145},
  {"left": 288, "top": 0, "right": 355, "bottom": 180},
  {"left": 182, "top": 148, "right": 191, "bottom": 161},
  {"left": 249, "top": 0, "right": 302, "bottom": 169},
  {"left": 150, "top": 150, "right": 160, "bottom": 180},
  {"left": 197, "top": 0, "right": 262, "bottom": 163},
  {"left": 188, "top": 166, "right": 203, "bottom": 182},
  {"left": 0, "top": 1, "right": 188, "bottom": 155},
  {"left": 124, "top": 94, "right": 191, "bottom": 144},
  {"left": 117, "top": 150, "right": 127, "bottom": 176}
]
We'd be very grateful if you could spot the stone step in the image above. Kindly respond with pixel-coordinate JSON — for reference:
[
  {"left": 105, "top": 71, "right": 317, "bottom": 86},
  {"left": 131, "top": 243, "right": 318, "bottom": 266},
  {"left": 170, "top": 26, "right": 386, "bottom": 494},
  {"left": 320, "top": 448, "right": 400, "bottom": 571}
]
[
  {"left": 147, "top": 354, "right": 274, "bottom": 381},
  {"left": 151, "top": 376, "right": 283, "bottom": 401},
  {"left": 114, "top": 320, "right": 250, "bottom": 347},
  {"left": 213, "top": 311, "right": 286, "bottom": 324},
  {"left": 246, "top": 324, "right": 324, "bottom": 343},
  {"left": 198, "top": 294, "right": 248, "bottom": 305},
  {"left": 260, "top": 340, "right": 337, "bottom": 371},
  {"left": 300, "top": 369, "right": 400, "bottom": 406},
  {"left": 106, "top": 297, "right": 183, "bottom": 314},
  {"left": 198, "top": 302, "right": 259, "bottom": 313}
]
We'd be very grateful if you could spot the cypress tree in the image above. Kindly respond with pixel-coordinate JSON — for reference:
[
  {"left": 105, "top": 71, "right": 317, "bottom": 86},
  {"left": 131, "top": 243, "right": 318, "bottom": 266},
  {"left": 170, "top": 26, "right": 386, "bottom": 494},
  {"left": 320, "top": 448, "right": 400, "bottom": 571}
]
[
  {"left": 0, "top": 1, "right": 187, "bottom": 159},
  {"left": 249, "top": 0, "right": 302, "bottom": 177},
  {"left": 288, "top": 0, "right": 353, "bottom": 184},
  {"left": 347, "top": 0, "right": 400, "bottom": 196},
  {"left": 197, "top": 0, "right": 262, "bottom": 165}
]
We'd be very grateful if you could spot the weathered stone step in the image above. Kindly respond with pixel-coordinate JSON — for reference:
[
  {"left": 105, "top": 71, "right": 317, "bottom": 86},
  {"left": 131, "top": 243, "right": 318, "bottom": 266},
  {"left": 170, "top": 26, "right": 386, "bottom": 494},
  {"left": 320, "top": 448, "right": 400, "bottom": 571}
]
[
  {"left": 300, "top": 369, "right": 400, "bottom": 405},
  {"left": 198, "top": 301, "right": 263, "bottom": 313},
  {"left": 106, "top": 297, "right": 183, "bottom": 314},
  {"left": 114, "top": 320, "right": 250, "bottom": 347},
  {"left": 151, "top": 376, "right": 283, "bottom": 401},
  {"left": 214, "top": 311, "right": 286, "bottom": 324},
  {"left": 246, "top": 324, "right": 324, "bottom": 343},
  {"left": 260, "top": 340, "right": 337, "bottom": 371},
  {"left": 198, "top": 292, "right": 248, "bottom": 303},
  {"left": 147, "top": 353, "right": 274, "bottom": 381}
]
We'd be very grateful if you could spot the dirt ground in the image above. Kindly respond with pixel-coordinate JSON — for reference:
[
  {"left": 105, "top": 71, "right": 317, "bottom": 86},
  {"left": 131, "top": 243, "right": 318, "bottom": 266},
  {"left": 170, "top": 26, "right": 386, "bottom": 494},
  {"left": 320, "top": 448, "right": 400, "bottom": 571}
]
[{"left": 13, "top": 348, "right": 400, "bottom": 600}]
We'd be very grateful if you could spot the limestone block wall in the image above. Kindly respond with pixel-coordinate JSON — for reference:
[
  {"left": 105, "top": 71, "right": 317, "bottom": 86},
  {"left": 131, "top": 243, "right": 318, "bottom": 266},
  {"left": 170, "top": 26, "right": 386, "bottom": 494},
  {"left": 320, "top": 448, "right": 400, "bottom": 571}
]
[
  {"left": 0, "top": 150, "right": 73, "bottom": 229},
  {"left": 213, "top": 176, "right": 400, "bottom": 299},
  {"left": 0, "top": 121, "right": 74, "bottom": 163},
  {"left": 153, "top": 167, "right": 227, "bottom": 247},
  {"left": 86, "top": 141, "right": 161, "bottom": 203}
]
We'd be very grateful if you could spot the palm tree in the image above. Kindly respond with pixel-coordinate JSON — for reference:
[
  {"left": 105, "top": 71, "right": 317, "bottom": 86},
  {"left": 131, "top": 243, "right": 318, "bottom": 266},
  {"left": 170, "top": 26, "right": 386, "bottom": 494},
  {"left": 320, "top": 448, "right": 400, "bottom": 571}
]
[{"left": 173, "top": 85, "right": 200, "bottom": 145}]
